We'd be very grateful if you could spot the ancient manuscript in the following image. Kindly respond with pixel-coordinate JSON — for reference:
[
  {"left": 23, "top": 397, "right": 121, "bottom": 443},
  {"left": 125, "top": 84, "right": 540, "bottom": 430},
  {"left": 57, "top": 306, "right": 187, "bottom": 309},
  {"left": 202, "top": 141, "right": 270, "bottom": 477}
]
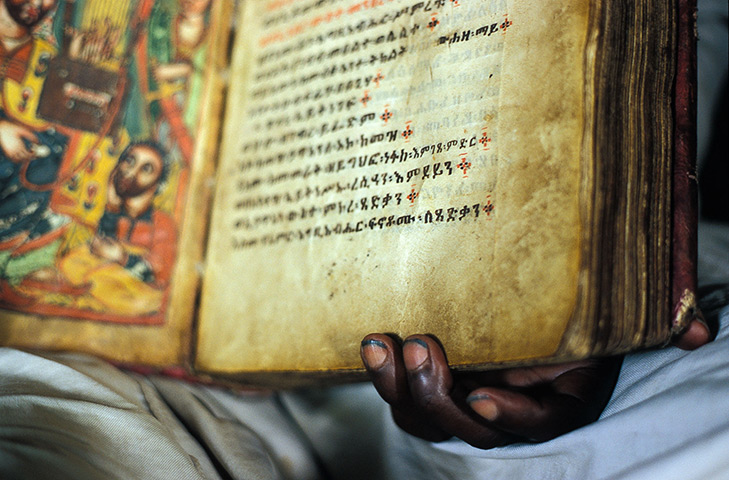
[{"left": 1, "top": 0, "right": 687, "bottom": 382}]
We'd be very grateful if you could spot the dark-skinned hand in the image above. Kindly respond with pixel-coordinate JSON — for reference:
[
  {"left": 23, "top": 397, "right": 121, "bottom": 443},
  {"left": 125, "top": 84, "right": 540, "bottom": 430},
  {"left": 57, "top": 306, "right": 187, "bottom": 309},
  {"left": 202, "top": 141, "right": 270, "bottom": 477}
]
[{"left": 360, "top": 319, "right": 712, "bottom": 449}]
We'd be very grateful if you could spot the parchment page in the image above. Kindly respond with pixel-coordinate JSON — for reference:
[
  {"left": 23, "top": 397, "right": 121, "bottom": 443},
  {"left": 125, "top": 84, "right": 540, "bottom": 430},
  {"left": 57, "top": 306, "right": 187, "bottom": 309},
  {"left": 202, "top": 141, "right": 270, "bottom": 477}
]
[{"left": 198, "top": 0, "right": 589, "bottom": 372}]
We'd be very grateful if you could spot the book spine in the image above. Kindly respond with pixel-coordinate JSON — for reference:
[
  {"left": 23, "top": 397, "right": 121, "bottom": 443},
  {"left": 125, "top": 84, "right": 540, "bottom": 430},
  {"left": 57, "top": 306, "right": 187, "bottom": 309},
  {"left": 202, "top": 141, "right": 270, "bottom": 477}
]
[{"left": 671, "top": 0, "right": 701, "bottom": 335}]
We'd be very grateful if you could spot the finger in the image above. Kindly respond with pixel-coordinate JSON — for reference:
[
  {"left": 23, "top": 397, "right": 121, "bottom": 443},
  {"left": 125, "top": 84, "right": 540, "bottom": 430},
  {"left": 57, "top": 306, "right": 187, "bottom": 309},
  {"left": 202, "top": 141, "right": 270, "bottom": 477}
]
[
  {"left": 402, "top": 335, "right": 513, "bottom": 448},
  {"left": 10, "top": 148, "right": 33, "bottom": 163},
  {"left": 20, "top": 130, "right": 39, "bottom": 144},
  {"left": 467, "top": 387, "right": 585, "bottom": 442},
  {"left": 360, "top": 334, "right": 408, "bottom": 405},
  {"left": 361, "top": 334, "right": 450, "bottom": 442},
  {"left": 467, "top": 358, "right": 622, "bottom": 442},
  {"left": 458, "top": 361, "right": 594, "bottom": 392}
]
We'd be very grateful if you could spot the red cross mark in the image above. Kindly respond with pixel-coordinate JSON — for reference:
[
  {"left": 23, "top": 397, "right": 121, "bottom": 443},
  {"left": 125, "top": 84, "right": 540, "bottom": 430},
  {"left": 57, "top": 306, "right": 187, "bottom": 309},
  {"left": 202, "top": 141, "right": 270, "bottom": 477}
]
[
  {"left": 380, "top": 107, "right": 392, "bottom": 124},
  {"left": 360, "top": 90, "right": 371, "bottom": 107},
  {"left": 483, "top": 199, "right": 494, "bottom": 217},
  {"left": 373, "top": 71, "right": 384, "bottom": 87},
  {"left": 402, "top": 121, "right": 413, "bottom": 141},
  {"left": 457, "top": 155, "right": 471, "bottom": 177},
  {"left": 428, "top": 14, "right": 439, "bottom": 31},
  {"left": 500, "top": 15, "right": 513, "bottom": 33},
  {"left": 479, "top": 129, "right": 492, "bottom": 150},
  {"left": 407, "top": 185, "right": 419, "bottom": 205}
]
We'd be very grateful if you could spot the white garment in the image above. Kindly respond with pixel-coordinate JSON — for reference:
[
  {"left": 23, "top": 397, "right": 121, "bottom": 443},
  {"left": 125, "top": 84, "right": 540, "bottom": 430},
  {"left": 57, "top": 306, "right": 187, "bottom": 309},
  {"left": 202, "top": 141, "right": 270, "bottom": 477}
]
[
  {"left": 0, "top": 350, "right": 314, "bottom": 480},
  {"left": 1, "top": 307, "right": 728, "bottom": 480}
]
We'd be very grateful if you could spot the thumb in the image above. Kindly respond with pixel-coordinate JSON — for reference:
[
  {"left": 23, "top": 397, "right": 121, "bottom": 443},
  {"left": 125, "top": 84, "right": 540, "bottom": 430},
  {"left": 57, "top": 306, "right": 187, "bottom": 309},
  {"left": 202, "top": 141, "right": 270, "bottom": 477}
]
[{"left": 467, "top": 387, "right": 589, "bottom": 442}]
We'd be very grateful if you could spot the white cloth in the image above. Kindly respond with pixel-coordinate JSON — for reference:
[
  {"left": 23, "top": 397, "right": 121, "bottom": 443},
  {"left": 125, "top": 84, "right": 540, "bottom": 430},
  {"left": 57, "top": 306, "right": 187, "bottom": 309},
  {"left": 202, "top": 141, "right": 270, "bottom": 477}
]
[
  {"left": 0, "top": 351, "right": 315, "bottom": 480},
  {"left": 1, "top": 307, "right": 728, "bottom": 480}
]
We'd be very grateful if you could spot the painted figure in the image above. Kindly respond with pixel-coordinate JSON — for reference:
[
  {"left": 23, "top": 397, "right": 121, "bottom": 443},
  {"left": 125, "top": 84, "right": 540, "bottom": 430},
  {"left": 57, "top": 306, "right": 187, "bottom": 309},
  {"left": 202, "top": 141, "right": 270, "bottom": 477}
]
[
  {"left": 0, "top": 0, "right": 69, "bottom": 289},
  {"left": 55, "top": 141, "right": 176, "bottom": 315},
  {"left": 0, "top": 0, "right": 212, "bottom": 322},
  {"left": 144, "top": 0, "right": 211, "bottom": 163}
]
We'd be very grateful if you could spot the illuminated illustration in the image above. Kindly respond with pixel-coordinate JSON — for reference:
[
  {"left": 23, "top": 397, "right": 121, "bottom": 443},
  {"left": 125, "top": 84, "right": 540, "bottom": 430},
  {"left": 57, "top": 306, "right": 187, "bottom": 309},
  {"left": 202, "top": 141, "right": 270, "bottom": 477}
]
[{"left": 0, "top": 0, "right": 212, "bottom": 324}]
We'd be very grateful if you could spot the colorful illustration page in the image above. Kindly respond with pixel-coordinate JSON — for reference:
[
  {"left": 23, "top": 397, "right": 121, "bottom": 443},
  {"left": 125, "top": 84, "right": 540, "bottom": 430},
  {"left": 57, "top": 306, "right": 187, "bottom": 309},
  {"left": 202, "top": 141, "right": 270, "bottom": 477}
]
[
  {"left": 1, "top": 0, "right": 226, "bottom": 366},
  {"left": 198, "top": 0, "right": 590, "bottom": 373}
]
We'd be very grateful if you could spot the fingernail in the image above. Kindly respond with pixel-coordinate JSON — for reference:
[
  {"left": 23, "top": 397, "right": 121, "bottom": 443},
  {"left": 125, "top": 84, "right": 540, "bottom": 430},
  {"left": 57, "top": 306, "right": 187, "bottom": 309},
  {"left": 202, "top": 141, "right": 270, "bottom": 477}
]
[
  {"left": 361, "top": 339, "right": 388, "bottom": 369},
  {"left": 403, "top": 338, "right": 429, "bottom": 370},
  {"left": 467, "top": 394, "right": 499, "bottom": 421}
]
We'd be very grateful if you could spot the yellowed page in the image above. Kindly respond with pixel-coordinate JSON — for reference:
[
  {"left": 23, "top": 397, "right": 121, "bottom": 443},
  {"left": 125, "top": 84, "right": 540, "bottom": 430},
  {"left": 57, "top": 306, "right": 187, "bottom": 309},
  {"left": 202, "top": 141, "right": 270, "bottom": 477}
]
[
  {"left": 0, "top": 1, "right": 231, "bottom": 367},
  {"left": 198, "top": 0, "right": 589, "bottom": 373}
]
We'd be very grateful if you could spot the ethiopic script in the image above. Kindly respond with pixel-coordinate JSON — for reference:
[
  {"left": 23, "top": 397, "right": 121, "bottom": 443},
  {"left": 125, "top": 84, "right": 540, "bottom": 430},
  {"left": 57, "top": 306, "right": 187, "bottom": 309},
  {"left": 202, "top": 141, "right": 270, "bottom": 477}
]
[{"left": 228, "top": 0, "right": 510, "bottom": 249}]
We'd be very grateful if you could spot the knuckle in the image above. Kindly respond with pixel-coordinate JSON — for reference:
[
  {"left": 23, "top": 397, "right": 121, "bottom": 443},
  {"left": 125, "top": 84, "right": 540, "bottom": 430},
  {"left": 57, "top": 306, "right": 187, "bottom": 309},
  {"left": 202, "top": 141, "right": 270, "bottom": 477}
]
[{"left": 411, "top": 383, "right": 449, "bottom": 413}]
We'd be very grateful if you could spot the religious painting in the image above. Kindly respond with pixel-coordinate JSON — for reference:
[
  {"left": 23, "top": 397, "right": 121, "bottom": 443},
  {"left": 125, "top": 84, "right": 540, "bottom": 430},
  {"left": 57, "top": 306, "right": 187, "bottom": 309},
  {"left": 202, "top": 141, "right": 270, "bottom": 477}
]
[{"left": 0, "top": 0, "right": 213, "bottom": 324}]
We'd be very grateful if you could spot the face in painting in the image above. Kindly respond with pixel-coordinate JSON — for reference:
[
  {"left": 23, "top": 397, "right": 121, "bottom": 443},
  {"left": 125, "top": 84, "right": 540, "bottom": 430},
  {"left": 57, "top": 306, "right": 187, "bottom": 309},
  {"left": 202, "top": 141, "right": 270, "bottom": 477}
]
[
  {"left": 113, "top": 145, "right": 164, "bottom": 199},
  {"left": 4, "top": 0, "right": 56, "bottom": 28}
]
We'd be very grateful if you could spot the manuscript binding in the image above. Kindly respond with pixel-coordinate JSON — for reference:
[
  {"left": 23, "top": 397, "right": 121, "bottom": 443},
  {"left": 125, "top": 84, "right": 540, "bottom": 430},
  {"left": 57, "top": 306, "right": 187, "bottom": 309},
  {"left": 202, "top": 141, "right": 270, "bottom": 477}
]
[{"left": 0, "top": 0, "right": 699, "bottom": 386}]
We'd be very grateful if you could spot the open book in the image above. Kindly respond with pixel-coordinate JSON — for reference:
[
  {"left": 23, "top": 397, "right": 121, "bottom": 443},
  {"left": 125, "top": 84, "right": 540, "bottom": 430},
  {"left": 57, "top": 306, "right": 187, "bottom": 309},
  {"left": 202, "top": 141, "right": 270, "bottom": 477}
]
[{"left": 0, "top": 0, "right": 698, "bottom": 385}]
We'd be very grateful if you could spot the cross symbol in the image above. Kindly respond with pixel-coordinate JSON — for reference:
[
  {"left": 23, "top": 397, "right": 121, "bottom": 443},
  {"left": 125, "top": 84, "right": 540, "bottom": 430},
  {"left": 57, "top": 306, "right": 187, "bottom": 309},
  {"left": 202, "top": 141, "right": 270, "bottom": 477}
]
[
  {"left": 380, "top": 109, "right": 392, "bottom": 123},
  {"left": 457, "top": 158, "right": 471, "bottom": 177},
  {"left": 402, "top": 123, "right": 413, "bottom": 140},
  {"left": 500, "top": 16, "right": 513, "bottom": 33},
  {"left": 483, "top": 201, "right": 494, "bottom": 216},
  {"left": 479, "top": 132, "right": 491, "bottom": 149},
  {"left": 428, "top": 15, "right": 439, "bottom": 31},
  {"left": 407, "top": 187, "right": 419, "bottom": 204},
  {"left": 373, "top": 71, "right": 384, "bottom": 87},
  {"left": 360, "top": 90, "right": 371, "bottom": 107}
]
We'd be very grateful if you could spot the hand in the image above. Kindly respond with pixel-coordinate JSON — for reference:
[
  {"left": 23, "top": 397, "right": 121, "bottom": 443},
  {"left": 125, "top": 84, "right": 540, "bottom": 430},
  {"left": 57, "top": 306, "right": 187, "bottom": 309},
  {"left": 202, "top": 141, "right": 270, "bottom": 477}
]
[
  {"left": 361, "top": 333, "right": 623, "bottom": 449},
  {"left": 90, "top": 236, "right": 127, "bottom": 264},
  {"left": 0, "top": 120, "right": 39, "bottom": 163}
]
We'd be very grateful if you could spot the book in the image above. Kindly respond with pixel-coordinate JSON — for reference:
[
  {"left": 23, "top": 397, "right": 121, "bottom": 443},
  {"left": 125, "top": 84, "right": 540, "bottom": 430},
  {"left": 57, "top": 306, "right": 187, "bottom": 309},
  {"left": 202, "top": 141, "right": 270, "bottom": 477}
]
[{"left": 0, "top": 0, "right": 698, "bottom": 386}]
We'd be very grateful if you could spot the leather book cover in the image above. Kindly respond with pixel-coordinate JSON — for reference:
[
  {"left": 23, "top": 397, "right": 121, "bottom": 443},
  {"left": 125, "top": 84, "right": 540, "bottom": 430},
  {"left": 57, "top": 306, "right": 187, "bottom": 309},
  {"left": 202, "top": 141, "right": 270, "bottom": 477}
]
[{"left": 671, "top": 0, "right": 702, "bottom": 336}]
